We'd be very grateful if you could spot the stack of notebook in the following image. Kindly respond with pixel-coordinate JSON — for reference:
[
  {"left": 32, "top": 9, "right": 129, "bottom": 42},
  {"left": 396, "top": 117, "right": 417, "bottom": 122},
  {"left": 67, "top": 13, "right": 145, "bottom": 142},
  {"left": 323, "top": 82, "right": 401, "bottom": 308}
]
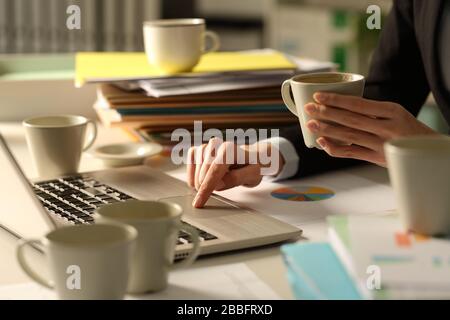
[
  {"left": 76, "top": 49, "right": 335, "bottom": 133},
  {"left": 282, "top": 212, "right": 450, "bottom": 300}
]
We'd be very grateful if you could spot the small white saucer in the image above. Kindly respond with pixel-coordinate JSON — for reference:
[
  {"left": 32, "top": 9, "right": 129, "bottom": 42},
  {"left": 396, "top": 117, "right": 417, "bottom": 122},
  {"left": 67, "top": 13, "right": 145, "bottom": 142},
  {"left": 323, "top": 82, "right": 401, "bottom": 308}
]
[{"left": 89, "top": 142, "right": 163, "bottom": 167}]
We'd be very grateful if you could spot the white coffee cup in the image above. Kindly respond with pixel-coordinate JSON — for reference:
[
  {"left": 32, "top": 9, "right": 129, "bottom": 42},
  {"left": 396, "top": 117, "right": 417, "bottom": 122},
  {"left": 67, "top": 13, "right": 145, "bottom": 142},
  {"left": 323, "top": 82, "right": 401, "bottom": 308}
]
[
  {"left": 385, "top": 136, "right": 450, "bottom": 236},
  {"left": 281, "top": 72, "right": 365, "bottom": 149},
  {"left": 94, "top": 200, "right": 201, "bottom": 294},
  {"left": 23, "top": 115, "right": 97, "bottom": 178},
  {"left": 16, "top": 224, "right": 137, "bottom": 300},
  {"left": 143, "top": 18, "right": 220, "bottom": 74}
]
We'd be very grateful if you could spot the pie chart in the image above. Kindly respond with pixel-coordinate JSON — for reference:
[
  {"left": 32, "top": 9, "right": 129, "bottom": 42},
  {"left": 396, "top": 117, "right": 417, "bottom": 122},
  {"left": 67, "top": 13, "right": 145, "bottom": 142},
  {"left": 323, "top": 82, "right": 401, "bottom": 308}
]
[{"left": 270, "top": 186, "right": 335, "bottom": 202}]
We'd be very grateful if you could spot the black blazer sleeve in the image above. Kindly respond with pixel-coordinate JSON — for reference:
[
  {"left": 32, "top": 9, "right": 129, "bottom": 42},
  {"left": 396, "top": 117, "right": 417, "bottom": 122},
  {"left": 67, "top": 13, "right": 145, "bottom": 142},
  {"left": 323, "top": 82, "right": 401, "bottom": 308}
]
[
  {"left": 279, "top": 0, "right": 430, "bottom": 178},
  {"left": 364, "top": 0, "right": 430, "bottom": 113}
]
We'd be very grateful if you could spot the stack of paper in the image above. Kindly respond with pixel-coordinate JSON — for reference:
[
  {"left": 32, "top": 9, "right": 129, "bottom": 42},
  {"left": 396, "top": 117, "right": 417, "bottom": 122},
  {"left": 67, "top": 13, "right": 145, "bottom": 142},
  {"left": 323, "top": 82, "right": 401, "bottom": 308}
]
[
  {"left": 328, "top": 213, "right": 450, "bottom": 299},
  {"left": 77, "top": 49, "right": 334, "bottom": 132}
]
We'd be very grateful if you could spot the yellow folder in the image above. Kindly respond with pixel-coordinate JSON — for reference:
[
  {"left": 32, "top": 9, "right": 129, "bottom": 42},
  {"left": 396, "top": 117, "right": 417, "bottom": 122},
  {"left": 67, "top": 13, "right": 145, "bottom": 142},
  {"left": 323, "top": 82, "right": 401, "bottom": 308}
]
[{"left": 75, "top": 51, "right": 296, "bottom": 87}]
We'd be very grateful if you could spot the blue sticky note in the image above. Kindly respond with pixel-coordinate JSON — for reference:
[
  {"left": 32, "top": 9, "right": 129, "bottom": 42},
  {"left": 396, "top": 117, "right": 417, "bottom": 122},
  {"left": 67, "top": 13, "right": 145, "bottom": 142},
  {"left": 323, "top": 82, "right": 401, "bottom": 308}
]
[{"left": 281, "top": 242, "right": 362, "bottom": 300}]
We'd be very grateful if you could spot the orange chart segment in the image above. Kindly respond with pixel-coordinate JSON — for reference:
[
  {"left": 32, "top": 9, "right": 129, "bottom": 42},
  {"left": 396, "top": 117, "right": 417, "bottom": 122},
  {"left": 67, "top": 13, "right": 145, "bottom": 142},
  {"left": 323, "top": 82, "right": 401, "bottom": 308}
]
[{"left": 270, "top": 186, "right": 335, "bottom": 202}]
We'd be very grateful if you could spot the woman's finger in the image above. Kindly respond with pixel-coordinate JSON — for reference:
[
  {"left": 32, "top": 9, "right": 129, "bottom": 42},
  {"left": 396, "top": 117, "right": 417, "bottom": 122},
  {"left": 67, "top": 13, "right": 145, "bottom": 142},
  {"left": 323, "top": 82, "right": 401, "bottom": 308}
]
[
  {"left": 304, "top": 102, "right": 391, "bottom": 136},
  {"left": 194, "top": 144, "right": 207, "bottom": 190},
  {"left": 306, "top": 119, "right": 384, "bottom": 152},
  {"left": 186, "top": 146, "right": 196, "bottom": 188},
  {"left": 198, "top": 138, "right": 223, "bottom": 186},
  {"left": 317, "top": 137, "right": 386, "bottom": 166},
  {"left": 193, "top": 158, "right": 231, "bottom": 208},
  {"left": 313, "top": 92, "right": 397, "bottom": 118}
]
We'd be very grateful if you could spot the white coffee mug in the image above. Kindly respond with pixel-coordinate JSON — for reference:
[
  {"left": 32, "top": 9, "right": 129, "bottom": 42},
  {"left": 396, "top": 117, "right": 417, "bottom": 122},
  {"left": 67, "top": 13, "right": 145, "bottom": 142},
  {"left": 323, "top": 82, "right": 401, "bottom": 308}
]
[
  {"left": 94, "top": 200, "right": 201, "bottom": 294},
  {"left": 143, "top": 18, "right": 220, "bottom": 74},
  {"left": 16, "top": 224, "right": 137, "bottom": 300},
  {"left": 23, "top": 115, "right": 97, "bottom": 178},
  {"left": 385, "top": 136, "right": 450, "bottom": 236},
  {"left": 281, "top": 72, "right": 365, "bottom": 149}
]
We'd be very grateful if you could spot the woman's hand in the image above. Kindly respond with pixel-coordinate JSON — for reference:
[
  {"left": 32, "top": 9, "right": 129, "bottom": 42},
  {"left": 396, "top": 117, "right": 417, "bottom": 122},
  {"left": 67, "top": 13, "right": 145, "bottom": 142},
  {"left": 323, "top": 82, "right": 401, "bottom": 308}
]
[
  {"left": 304, "top": 92, "right": 438, "bottom": 166},
  {"left": 187, "top": 138, "right": 284, "bottom": 208}
]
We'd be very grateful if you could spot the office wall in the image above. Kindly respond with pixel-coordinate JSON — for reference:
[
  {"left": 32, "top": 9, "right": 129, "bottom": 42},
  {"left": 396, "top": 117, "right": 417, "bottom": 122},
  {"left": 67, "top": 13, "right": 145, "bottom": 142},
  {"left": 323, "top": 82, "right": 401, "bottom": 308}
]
[
  {"left": 0, "top": 0, "right": 160, "bottom": 53},
  {"left": 195, "top": 0, "right": 390, "bottom": 74}
]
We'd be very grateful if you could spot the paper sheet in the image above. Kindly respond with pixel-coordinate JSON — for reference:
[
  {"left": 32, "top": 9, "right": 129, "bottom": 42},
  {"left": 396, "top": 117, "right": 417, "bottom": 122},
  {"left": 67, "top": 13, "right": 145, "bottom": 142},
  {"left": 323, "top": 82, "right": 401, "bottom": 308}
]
[
  {"left": 0, "top": 263, "right": 280, "bottom": 300},
  {"left": 169, "top": 165, "right": 396, "bottom": 228},
  {"left": 138, "top": 73, "right": 291, "bottom": 97}
]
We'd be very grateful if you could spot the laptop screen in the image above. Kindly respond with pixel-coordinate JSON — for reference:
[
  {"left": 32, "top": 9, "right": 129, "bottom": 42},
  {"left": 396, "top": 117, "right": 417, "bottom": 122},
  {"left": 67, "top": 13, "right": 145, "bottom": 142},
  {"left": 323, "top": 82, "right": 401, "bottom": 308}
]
[{"left": 0, "top": 133, "right": 55, "bottom": 239}]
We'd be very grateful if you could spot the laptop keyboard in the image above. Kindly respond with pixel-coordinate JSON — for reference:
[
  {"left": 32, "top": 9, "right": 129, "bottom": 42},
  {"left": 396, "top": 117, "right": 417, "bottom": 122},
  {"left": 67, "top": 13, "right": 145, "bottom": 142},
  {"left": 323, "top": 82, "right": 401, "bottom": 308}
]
[{"left": 32, "top": 174, "right": 217, "bottom": 244}]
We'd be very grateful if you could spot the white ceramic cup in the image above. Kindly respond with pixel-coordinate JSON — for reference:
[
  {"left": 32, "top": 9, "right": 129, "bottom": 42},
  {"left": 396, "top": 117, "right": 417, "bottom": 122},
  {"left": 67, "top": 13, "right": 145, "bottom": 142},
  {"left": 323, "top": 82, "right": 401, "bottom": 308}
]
[
  {"left": 385, "top": 136, "right": 450, "bottom": 236},
  {"left": 281, "top": 72, "right": 365, "bottom": 149},
  {"left": 23, "top": 115, "right": 97, "bottom": 178},
  {"left": 93, "top": 200, "right": 201, "bottom": 294},
  {"left": 143, "top": 18, "right": 220, "bottom": 74},
  {"left": 16, "top": 224, "right": 137, "bottom": 300}
]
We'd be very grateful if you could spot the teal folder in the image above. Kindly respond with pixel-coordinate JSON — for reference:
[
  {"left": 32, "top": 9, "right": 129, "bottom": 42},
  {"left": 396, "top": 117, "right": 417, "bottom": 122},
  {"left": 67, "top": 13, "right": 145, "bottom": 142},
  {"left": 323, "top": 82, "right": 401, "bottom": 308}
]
[
  {"left": 281, "top": 242, "right": 362, "bottom": 300},
  {"left": 117, "top": 104, "right": 288, "bottom": 115}
]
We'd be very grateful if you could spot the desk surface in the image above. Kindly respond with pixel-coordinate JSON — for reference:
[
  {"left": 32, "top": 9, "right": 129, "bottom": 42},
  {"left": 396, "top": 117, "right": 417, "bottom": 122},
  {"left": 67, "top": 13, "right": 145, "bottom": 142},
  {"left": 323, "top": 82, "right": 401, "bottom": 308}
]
[{"left": 0, "top": 122, "right": 395, "bottom": 299}]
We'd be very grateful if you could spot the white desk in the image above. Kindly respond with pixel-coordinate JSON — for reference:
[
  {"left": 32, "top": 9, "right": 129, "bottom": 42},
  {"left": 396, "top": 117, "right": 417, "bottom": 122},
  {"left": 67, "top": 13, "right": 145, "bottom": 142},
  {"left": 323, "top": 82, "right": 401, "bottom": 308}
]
[{"left": 0, "top": 122, "right": 396, "bottom": 299}]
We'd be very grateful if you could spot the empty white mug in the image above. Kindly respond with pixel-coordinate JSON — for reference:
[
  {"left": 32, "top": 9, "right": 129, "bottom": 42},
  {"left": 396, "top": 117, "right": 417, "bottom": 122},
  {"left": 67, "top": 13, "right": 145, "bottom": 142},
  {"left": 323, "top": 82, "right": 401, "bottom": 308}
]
[
  {"left": 16, "top": 224, "right": 137, "bottom": 300},
  {"left": 94, "top": 200, "right": 201, "bottom": 294},
  {"left": 385, "top": 136, "right": 450, "bottom": 236},
  {"left": 143, "top": 18, "right": 220, "bottom": 74},
  {"left": 23, "top": 115, "right": 97, "bottom": 178}
]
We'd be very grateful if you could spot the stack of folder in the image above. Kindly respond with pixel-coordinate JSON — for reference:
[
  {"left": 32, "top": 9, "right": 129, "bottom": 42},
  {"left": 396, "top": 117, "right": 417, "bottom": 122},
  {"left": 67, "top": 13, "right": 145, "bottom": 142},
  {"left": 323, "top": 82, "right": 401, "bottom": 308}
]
[
  {"left": 76, "top": 50, "right": 333, "bottom": 134},
  {"left": 94, "top": 83, "right": 296, "bottom": 130},
  {"left": 281, "top": 212, "right": 450, "bottom": 300}
]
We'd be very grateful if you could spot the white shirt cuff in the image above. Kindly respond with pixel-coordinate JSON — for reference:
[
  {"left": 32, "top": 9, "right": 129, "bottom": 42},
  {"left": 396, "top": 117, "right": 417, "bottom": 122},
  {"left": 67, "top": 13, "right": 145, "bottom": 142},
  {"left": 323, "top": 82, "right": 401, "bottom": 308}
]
[{"left": 261, "top": 136, "right": 299, "bottom": 181}]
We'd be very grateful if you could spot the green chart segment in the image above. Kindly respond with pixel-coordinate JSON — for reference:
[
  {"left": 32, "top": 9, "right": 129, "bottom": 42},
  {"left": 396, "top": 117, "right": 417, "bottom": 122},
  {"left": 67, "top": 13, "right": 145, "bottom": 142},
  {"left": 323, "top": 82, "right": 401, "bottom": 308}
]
[{"left": 270, "top": 186, "right": 335, "bottom": 202}]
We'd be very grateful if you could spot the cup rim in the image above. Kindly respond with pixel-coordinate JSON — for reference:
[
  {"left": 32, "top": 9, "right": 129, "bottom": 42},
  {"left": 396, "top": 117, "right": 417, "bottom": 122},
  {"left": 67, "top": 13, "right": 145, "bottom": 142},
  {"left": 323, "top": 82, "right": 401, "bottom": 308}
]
[
  {"left": 143, "top": 18, "right": 205, "bottom": 28},
  {"left": 22, "top": 115, "right": 89, "bottom": 129},
  {"left": 43, "top": 224, "right": 137, "bottom": 249},
  {"left": 94, "top": 200, "right": 183, "bottom": 223},
  {"left": 289, "top": 72, "right": 364, "bottom": 85},
  {"left": 384, "top": 135, "right": 450, "bottom": 155}
]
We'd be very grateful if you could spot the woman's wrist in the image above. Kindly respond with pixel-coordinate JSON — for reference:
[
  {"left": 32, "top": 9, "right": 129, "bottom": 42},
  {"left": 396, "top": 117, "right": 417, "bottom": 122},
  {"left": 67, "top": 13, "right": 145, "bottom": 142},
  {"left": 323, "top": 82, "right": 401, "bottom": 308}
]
[{"left": 244, "top": 142, "right": 286, "bottom": 176}]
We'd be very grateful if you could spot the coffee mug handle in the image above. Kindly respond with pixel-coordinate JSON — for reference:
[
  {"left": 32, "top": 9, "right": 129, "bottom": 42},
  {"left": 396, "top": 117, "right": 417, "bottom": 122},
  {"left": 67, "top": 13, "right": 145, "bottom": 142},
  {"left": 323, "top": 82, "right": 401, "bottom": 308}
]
[
  {"left": 203, "top": 31, "right": 220, "bottom": 53},
  {"left": 83, "top": 119, "right": 97, "bottom": 151},
  {"left": 281, "top": 80, "right": 298, "bottom": 116},
  {"left": 170, "top": 223, "right": 201, "bottom": 270},
  {"left": 16, "top": 239, "right": 54, "bottom": 289}
]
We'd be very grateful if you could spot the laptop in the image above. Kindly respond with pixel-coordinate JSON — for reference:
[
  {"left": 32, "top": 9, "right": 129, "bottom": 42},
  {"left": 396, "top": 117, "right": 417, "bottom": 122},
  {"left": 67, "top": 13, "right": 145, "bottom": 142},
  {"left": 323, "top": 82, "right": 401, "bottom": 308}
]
[{"left": 0, "top": 134, "right": 301, "bottom": 259}]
